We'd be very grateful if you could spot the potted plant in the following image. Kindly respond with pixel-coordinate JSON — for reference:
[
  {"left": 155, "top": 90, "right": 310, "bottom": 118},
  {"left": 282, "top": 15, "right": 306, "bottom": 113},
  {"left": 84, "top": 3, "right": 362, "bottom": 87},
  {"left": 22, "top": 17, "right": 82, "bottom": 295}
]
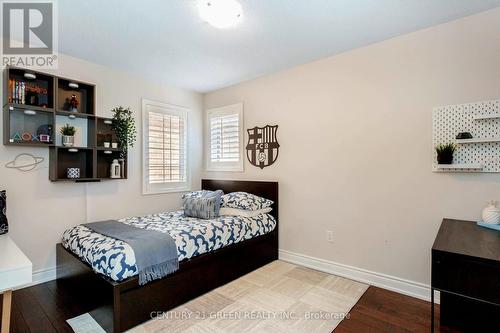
[
  {"left": 110, "top": 106, "right": 137, "bottom": 158},
  {"left": 435, "top": 143, "right": 456, "bottom": 164},
  {"left": 60, "top": 124, "right": 76, "bottom": 147}
]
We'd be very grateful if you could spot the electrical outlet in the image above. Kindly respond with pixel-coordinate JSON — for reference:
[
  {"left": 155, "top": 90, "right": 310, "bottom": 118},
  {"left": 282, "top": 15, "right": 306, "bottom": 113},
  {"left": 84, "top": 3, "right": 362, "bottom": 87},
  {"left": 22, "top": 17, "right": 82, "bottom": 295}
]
[{"left": 326, "top": 230, "right": 334, "bottom": 243}]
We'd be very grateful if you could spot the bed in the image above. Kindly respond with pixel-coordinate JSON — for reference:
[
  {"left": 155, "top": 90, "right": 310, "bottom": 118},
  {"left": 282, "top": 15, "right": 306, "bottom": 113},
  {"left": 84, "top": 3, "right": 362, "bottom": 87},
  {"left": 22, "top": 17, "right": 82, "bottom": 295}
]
[{"left": 56, "top": 179, "right": 279, "bottom": 333}]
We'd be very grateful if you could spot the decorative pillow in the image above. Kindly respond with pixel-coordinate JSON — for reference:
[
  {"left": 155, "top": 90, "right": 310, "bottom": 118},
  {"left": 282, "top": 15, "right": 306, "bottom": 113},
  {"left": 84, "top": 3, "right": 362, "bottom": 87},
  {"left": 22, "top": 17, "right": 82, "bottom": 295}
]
[
  {"left": 221, "top": 192, "right": 273, "bottom": 211},
  {"left": 219, "top": 207, "right": 272, "bottom": 218},
  {"left": 0, "top": 190, "right": 8, "bottom": 235},
  {"left": 182, "top": 190, "right": 223, "bottom": 219},
  {"left": 182, "top": 190, "right": 223, "bottom": 200}
]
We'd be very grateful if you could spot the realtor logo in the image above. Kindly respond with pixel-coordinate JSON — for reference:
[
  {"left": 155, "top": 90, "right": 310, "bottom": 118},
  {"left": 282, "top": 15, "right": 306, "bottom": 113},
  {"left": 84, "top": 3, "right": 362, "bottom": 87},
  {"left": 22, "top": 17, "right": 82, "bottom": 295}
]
[
  {"left": 246, "top": 125, "right": 280, "bottom": 169},
  {"left": 1, "top": 0, "right": 58, "bottom": 68}
]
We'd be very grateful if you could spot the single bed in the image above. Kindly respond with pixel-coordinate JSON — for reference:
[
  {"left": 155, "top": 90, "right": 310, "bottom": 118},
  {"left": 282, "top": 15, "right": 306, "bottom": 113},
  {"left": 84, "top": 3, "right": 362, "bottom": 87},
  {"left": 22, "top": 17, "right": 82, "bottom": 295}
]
[
  {"left": 62, "top": 210, "right": 277, "bottom": 282},
  {"left": 56, "top": 179, "right": 279, "bottom": 333}
]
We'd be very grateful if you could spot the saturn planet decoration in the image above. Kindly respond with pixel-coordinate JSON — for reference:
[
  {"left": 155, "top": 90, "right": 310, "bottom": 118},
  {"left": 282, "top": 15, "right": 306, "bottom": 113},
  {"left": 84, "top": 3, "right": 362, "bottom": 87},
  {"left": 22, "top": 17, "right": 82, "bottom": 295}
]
[{"left": 5, "top": 153, "right": 44, "bottom": 172}]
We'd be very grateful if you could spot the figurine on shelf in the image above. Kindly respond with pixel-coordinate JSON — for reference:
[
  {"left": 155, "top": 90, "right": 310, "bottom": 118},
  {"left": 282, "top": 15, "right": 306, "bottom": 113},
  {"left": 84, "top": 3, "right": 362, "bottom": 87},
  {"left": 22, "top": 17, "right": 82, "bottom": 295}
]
[
  {"left": 110, "top": 159, "right": 121, "bottom": 179},
  {"left": 69, "top": 94, "right": 79, "bottom": 112}
]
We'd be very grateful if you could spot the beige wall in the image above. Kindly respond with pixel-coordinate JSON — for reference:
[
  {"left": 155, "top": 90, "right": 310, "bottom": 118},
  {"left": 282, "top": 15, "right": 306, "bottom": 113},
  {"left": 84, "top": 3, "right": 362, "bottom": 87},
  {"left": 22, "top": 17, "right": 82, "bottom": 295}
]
[
  {"left": 204, "top": 8, "right": 500, "bottom": 285},
  {"left": 0, "top": 53, "right": 203, "bottom": 275}
]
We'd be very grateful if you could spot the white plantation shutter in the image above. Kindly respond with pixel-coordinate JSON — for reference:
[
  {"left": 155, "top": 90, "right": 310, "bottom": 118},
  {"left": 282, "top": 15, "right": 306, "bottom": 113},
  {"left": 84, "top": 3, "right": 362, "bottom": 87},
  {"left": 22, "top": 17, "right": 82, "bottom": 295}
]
[
  {"left": 143, "top": 99, "right": 189, "bottom": 194},
  {"left": 210, "top": 113, "right": 239, "bottom": 162},
  {"left": 206, "top": 103, "right": 243, "bottom": 171}
]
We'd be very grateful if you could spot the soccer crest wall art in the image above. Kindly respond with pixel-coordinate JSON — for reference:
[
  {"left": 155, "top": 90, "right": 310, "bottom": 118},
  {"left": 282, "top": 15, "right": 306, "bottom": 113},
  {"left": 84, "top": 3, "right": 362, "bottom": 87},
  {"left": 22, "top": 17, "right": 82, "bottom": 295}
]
[{"left": 246, "top": 125, "right": 280, "bottom": 169}]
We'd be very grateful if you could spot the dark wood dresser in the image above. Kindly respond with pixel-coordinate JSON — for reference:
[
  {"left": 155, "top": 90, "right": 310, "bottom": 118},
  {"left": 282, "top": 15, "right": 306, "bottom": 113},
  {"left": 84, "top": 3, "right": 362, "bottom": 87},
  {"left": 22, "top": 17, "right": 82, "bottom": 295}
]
[{"left": 432, "top": 218, "right": 500, "bottom": 332}]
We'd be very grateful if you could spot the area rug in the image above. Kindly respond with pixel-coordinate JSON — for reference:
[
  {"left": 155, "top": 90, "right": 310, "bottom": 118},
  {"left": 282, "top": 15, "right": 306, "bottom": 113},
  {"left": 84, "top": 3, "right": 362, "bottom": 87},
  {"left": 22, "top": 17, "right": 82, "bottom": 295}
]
[
  {"left": 126, "top": 260, "right": 368, "bottom": 333},
  {"left": 67, "top": 313, "right": 106, "bottom": 333}
]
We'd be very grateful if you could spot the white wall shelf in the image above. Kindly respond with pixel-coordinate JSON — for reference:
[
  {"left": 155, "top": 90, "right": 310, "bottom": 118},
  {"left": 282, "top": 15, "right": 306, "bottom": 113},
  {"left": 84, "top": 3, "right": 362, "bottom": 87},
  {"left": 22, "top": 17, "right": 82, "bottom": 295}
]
[
  {"left": 456, "top": 137, "right": 500, "bottom": 144},
  {"left": 473, "top": 113, "right": 500, "bottom": 120},
  {"left": 433, "top": 99, "right": 500, "bottom": 173},
  {"left": 434, "top": 164, "right": 483, "bottom": 172}
]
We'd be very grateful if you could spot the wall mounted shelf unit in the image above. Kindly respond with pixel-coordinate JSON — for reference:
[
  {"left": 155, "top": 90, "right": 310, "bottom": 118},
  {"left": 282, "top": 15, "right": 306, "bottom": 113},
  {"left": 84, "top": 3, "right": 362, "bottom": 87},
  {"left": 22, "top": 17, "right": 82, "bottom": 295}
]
[
  {"left": 433, "top": 99, "right": 500, "bottom": 173},
  {"left": 3, "top": 66, "right": 127, "bottom": 182}
]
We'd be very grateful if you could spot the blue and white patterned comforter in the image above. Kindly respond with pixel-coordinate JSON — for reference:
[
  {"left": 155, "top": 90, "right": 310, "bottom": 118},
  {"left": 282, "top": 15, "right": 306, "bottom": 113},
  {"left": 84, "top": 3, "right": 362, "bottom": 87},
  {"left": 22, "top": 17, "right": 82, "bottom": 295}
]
[{"left": 62, "top": 210, "right": 276, "bottom": 282}]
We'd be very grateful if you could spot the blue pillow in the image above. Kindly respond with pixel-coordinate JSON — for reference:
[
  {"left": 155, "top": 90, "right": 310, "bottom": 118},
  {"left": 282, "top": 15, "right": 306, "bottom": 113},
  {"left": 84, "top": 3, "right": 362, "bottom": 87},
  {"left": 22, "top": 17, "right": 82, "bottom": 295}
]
[
  {"left": 221, "top": 192, "right": 273, "bottom": 211},
  {"left": 182, "top": 190, "right": 223, "bottom": 219},
  {"left": 182, "top": 190, "right": 223, "bottom": 200}
]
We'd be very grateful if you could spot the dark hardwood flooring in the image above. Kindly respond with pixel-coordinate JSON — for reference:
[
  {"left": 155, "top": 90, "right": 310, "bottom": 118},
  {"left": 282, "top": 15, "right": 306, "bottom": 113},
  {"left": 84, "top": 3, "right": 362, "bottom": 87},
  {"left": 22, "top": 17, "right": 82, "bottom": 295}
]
[{"left": 1, "top": 283, "right": 459, "bottom": 333}]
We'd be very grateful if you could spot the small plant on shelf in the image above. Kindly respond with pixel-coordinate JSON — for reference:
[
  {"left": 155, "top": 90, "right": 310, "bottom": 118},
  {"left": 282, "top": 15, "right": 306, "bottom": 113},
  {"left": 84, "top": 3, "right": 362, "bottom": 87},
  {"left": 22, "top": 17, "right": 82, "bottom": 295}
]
[
  {"left": 435, "top": 143, "right": 456, "bottom": 164},
  {"left": 111, "top": 106, "right": 137, "bottom": 158},
  {"left": 60, "top": 124, "right": 76, "bottom": 147}
]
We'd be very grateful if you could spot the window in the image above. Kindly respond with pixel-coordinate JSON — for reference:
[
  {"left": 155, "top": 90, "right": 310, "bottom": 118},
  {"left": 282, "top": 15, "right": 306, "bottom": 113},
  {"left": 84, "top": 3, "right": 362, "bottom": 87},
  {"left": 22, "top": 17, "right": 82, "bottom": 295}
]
[
  {"left": 142, "top": 99, "right": 189, "bottom": 194},
  {"left": 206, "top": 103, "right": 244, "bottom": 171}
]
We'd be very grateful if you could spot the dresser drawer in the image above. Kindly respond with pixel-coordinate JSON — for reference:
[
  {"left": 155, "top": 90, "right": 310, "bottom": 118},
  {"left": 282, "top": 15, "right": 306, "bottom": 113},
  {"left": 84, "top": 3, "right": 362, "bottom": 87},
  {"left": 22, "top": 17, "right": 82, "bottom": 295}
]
[{"left": 432, "top": 251, "right": 500, "bottom": 304}]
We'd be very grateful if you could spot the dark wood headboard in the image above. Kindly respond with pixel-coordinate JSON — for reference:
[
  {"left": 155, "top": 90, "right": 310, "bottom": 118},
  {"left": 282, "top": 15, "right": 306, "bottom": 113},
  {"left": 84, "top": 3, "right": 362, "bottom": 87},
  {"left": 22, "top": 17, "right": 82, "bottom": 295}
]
[{"left": 201, "top": 179, "right": 279, "bottom": 222}]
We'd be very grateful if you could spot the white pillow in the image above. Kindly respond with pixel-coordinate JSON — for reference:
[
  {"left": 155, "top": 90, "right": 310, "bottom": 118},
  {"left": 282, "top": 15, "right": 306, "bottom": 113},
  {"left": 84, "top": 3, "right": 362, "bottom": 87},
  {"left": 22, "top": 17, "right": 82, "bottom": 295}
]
[{"left": 219, "top": 207, "right": 272, "bottom": 218}]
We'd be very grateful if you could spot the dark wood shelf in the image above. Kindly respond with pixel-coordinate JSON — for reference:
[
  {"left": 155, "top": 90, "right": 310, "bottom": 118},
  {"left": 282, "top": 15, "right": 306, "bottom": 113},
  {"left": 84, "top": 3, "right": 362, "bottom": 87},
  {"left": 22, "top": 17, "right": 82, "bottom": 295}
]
[
  {"left": 96, "top": 147, "right": 121, "bottom": 151},
  {"left": 5, "top": 103, "right": 54, "bottom": 113},
  {"left": 52, "top": 178, "right": 101, "bottom": 183},
  {"left": 55, "top": 146, "right": 93, "bottom": 150},
  {"left": 56, "top": 110, "right": 95, "bottom": 119},
  {"left": 4, "top": 141, "right": 54, "bottom": 147}
]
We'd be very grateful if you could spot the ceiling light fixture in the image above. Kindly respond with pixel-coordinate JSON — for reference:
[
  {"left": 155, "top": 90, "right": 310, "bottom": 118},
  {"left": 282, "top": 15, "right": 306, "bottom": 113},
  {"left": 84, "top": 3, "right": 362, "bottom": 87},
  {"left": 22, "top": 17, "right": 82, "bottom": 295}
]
[{"left": 197, "top": 0, "right": 243, "bottom": 29}]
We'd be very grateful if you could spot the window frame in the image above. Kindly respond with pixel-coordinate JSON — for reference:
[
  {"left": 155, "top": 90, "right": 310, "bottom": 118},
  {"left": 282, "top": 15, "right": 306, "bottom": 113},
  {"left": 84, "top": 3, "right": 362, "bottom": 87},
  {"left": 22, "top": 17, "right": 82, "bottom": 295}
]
[
  {"left": 205, "top": 103, "right": 244, "bottom": 172},
  {"left": 142, "top": 98, "right": 190, "bottom": 195}
]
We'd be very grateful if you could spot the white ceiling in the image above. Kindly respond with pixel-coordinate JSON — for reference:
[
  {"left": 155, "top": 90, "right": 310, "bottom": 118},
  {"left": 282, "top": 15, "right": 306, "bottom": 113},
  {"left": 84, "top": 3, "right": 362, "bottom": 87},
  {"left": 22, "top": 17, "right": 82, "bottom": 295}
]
[{"left": 58, "top": 0, "right": 500, "bottom": 93}]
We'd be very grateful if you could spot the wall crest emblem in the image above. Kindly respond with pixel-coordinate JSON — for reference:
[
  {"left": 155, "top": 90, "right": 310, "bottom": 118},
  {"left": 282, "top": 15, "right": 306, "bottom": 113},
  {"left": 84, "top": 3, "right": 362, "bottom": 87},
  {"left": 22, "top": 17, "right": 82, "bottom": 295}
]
[{"left": 246, "top": 125, "right": 280, "bottom": 169}]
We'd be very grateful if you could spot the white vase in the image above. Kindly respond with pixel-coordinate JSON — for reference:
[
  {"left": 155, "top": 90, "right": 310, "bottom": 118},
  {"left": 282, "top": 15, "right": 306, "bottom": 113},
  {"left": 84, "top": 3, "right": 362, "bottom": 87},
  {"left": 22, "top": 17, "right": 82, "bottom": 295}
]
[
  {"left": 62, "top": 135, "right": 74, "bottom": 147},
  {"left": 482, "top": 200, "right": 500, "bottom": 224}
]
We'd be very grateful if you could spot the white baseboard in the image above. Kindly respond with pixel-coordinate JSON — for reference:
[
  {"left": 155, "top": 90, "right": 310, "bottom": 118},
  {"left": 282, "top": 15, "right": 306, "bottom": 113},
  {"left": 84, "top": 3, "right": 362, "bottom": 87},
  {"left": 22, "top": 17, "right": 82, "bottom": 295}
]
[
  {"left": 21, "top": 252, "right": 440, "bottom": 304},
  {"left": 279, "top": 249, "right": 439, "bottom": 303},
  {"left": 13, "top": 266, "right": 57, "bottom": 291},
  {"left": 31, "top": 267, "right": 57, "bottom": 286}
]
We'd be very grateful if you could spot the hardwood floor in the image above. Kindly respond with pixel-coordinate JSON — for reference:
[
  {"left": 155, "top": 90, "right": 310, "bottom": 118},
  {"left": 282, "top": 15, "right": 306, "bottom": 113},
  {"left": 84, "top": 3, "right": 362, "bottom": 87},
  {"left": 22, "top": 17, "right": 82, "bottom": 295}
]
[
  {"left": 1, "top": 283, "right": 458, "bottom": 333},
  {"left": 335, "top": 287, "right": 459, "bottom": 333}
]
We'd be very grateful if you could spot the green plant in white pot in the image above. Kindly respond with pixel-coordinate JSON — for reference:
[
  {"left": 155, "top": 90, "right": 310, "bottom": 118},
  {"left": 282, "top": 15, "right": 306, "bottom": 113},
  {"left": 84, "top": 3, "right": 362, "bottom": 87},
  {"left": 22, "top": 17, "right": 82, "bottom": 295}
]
[
  {"left": 60, "top": 124, "right": 76, "bottom": 147},
  {"left": 110, "top": 106, "right": 137, "bottom": 158}
]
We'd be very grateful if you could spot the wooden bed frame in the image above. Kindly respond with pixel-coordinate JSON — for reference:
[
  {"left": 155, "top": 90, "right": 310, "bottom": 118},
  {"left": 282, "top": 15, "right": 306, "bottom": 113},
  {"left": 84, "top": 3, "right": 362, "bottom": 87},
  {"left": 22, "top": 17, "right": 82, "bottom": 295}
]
[{"left": 56, "top": 179, "right": 279, "bottom": 333}]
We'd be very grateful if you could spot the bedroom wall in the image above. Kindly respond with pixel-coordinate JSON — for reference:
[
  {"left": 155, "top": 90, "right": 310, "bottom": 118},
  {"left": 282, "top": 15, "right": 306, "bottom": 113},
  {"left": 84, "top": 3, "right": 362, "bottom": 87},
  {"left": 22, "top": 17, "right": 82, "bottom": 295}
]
[
  {"left": 203, "top": 8, "right": 500, "bottom": 289},
  {"left": 0, "top": 52, "right": 204, "bottom": 279}
]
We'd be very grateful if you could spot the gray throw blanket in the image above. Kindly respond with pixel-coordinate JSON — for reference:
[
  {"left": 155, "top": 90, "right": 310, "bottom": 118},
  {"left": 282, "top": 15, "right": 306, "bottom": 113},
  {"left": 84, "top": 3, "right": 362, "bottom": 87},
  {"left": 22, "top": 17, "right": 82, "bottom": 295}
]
[{"left": 83, "top": 220, "right": 179, "bottom": 285}]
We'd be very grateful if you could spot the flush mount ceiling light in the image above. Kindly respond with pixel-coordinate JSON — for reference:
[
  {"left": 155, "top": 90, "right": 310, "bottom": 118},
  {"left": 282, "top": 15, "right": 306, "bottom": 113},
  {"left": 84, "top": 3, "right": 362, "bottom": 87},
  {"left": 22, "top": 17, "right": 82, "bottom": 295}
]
[{"left": 197, "top": 0, "right": 243, "bottom": 29}]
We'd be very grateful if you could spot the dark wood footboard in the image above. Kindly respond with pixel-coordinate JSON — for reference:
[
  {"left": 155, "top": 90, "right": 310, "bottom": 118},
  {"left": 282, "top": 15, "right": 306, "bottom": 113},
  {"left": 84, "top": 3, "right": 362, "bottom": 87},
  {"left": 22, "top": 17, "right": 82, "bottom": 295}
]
[{"left": 56, "top": 179, "right": 279, "bottom": 333}]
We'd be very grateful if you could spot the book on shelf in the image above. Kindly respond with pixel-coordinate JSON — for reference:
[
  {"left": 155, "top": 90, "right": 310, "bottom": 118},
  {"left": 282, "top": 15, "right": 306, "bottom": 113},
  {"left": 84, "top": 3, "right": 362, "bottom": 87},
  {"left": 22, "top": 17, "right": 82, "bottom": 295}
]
[{"left": 21, "top": 82, "right": 25, "bottom": 104}]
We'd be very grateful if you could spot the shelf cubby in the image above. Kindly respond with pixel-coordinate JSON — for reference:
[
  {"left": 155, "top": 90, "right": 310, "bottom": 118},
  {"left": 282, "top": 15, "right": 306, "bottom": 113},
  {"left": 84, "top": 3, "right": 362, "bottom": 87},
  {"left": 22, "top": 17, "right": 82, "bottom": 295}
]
[
  {"left": 49, "top": 147, "right": 94, "bottom": 181},
  {"left": 56, "top": 77, "right": 95, "bottom": 116},
  {"left": 55, "top": 115, "right": 95, "bottom": 148},
  {"left": 96, "top": 117, "right": 119, "bottom": 148},
  {"left": 3, "top": 105, "right": 54, "bottom": 145},
  {"left": 4, "top": 67, "right": 55, "bottom": 110},
  {"left": 96, "top": 150, "right": 127, "bottom": 180}
]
